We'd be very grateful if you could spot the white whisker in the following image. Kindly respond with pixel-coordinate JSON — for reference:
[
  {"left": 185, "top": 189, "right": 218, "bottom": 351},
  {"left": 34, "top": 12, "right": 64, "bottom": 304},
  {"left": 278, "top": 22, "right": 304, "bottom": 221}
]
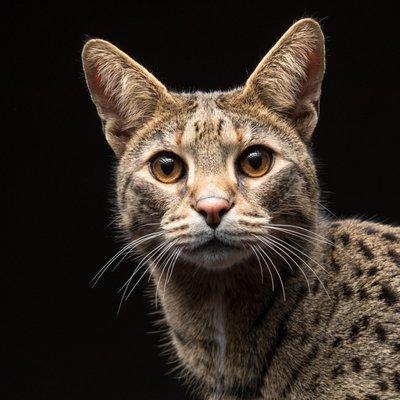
[
  {"left": 262, "top": 225, "right": 333, "bottom": 247},
  {"left": 163, "top": 247, "right": 182, "bottom": 296},
  {"left": 256, "top": 235, "right": 311, "bottom": 294},
  {"left": 254, "top": 243, "right": 286, "bottom": 301},
  {"left": 249, "top": 244, "right": 274, "bottom": 291},
  {"left": 268, "top": 223, "right": 334, "bottom": 245},
  {"left": 154, "top": 247, "right": 179, "bottom": 309},
  {"left": 125, "top": 240, "right": 177, "bottom": 300},
  {"left": 166, "top": 247, "right": 182, "bottom": 285},
  {"left": 91, "top": 231, "right": 163, "bottom": 287},
  {"left": 268, "top": 234, "right": 329, "bottom": 274},
  {"left": 262, "top": 234, "right": 329, "bottom": 297},
  {"left": 116, "top": 240, "right": 171, "bottom": 315}
]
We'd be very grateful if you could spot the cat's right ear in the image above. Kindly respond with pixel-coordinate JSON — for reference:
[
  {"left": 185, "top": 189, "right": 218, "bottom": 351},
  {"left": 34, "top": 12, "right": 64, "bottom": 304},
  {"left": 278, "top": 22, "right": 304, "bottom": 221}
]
[{"left": 82, "top": 39, "right": 174, "bottom": 157}]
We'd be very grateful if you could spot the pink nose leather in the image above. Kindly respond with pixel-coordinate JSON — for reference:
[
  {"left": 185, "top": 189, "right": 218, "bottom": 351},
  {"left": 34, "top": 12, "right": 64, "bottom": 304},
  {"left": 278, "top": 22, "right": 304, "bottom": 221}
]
[{"left": 195, "top": 197, "right": 231, "bottom": 227}]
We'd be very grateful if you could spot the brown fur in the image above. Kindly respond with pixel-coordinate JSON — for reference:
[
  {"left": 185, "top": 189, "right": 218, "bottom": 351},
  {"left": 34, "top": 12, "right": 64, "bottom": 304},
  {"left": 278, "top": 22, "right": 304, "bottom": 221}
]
[{"left": 82, "top": 19, "right": 400, "bottom": 399}]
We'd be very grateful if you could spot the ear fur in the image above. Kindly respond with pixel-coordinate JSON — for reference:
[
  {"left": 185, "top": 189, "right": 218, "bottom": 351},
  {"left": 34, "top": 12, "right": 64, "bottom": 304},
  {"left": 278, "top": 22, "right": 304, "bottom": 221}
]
[
  {"left": 82, "top": 39, "right": 174, "bottom": 157},
  {"left": 243, "top": 18, "right": 325, "bottom": 141}
]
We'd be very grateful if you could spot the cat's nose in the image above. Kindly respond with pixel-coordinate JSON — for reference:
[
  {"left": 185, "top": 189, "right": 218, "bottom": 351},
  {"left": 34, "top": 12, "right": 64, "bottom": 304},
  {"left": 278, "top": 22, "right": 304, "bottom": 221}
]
[{"left": 195, "top": 197, "right": 231, "bottom": 228}]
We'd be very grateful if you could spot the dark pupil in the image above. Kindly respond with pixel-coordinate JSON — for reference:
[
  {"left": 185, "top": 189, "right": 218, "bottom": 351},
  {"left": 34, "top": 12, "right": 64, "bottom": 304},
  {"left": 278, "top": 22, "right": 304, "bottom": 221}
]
[
  {"left": 247, "top": 151, "right": 262, "bottom": 170},
  {"left": 160, "top": 157, "right": 175, "bottom": 175}
]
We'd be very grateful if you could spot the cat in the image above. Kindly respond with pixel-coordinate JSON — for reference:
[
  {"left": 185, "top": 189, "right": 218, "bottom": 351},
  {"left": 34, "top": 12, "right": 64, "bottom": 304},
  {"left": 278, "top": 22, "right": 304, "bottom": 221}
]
[{"left": 82, "top": 18, "right": 400, "bottom": 400}]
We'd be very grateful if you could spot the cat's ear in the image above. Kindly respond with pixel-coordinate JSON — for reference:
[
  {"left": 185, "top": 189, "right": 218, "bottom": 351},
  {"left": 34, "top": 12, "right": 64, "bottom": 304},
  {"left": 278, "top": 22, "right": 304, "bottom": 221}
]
[
  {"left": 242, "top": 18, "right": 325, "bottom": 141},
  {"left": 82, "top": 39, "right": 174, "bottom": 157}
]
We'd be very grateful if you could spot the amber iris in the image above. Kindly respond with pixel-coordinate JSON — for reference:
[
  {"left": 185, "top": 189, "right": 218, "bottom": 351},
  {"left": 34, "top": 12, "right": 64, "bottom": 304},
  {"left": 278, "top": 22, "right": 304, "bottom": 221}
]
[
  {"left": 151, "top": 152, "right": 184, "bottom": 183},
  {"left": 239, "top": 146, "right": 272, "bottom": 177}
]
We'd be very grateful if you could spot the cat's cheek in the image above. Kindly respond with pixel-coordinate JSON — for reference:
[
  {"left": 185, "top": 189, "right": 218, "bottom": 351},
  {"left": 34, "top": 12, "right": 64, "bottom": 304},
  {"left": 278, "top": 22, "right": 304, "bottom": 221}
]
[
  {"left": 133, "top": 170, "right": 183, "bottom": 200},
  {"left": 122, "top": 177, "right": 171, "bottom": 221}
]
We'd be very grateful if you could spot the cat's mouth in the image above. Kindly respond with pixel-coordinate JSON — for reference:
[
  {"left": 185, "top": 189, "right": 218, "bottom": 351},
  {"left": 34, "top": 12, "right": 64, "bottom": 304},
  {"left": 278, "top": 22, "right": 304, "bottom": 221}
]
[
  {"left": 191, "top": 237, "right": 240, "bottom": 252},
  {"left": 181, "top": 236, "right": 249, "bottom": 269}
]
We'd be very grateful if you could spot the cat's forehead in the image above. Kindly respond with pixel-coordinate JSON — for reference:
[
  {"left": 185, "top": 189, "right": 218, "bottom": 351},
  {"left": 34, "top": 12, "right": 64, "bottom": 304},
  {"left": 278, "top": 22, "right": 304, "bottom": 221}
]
[
  {"left": 126, "top": 92, "right": 303, "bottom": 167},
  {"left": 181, "top": 97, "right": 238, "bottom": 149},
  {"left": 177, "top": 95, "right": 300, "bottom": 163},
  {"left": 172, "top": 96, "right": 245, "bottom": 172}
]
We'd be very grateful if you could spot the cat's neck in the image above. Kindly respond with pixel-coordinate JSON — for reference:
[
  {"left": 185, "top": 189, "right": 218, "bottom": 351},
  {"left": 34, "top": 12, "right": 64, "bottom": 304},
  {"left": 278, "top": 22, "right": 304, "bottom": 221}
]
[
  {"left": 155, "top": 218, "right": 330, "bottom": 334},
  {"left": 151, "top": 231, "right": 330, "bottom": 398}
]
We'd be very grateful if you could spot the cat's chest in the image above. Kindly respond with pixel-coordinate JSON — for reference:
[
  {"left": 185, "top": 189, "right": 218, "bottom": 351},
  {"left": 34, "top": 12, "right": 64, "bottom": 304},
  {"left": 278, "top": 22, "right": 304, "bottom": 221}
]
[
  {"left": 210, "top": 295, "right": 227, "bottom": 365},
  {"left": 207, "top": 296, "right": 227, "bottom": 397}
]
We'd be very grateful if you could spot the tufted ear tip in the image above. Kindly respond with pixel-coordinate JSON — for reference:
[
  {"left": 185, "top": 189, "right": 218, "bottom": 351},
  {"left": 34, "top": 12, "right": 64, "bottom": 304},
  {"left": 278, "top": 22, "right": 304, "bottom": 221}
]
[
  {"left": 82, "top": 37, "right": 121, "bottom": 53},
  {"left": 82, "top": 38, "right": 102, "bottom": 56},
  {"left": 286, "top": 18, "right": 324, "bottom": 44},
  {"left": 292, "top": 18, "right": 323, "bottom": 31},
  {"left": 291, "top": 18, "right": 325, "bottom": 57},
  {"left": 82, "top": 39, "right": 115, "bottom": 68},
  {"left": 81, "top": 39, "right": 131, "bottom": 91}
]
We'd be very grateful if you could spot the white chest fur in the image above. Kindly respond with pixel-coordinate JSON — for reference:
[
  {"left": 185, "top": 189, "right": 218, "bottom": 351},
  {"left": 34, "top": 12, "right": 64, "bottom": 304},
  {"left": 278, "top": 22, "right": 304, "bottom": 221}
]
[{"left": 211, "top": 295, "right": 226, "bottom": 396}]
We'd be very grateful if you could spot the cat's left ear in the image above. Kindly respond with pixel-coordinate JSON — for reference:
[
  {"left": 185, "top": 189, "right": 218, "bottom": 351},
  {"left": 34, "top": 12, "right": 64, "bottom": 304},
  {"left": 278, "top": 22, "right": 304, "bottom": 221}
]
[{"left": 242, "top": 18, "right": 325, "bottom": 142}]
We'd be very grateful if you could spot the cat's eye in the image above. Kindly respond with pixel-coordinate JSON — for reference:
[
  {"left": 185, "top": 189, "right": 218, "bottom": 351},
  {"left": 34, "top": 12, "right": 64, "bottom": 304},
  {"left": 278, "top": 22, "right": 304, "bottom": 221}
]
[
  {"left": 150, "top": 152, "right": 185, "bottom": 184},
  {"left": 238, "top": 146, "right": 273, "bottom": 178}
]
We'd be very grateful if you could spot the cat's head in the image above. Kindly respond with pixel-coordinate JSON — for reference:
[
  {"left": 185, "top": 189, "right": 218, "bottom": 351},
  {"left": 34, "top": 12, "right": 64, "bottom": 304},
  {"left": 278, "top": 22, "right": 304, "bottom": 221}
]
[{"left": 82, "top": 19, "right": 325, "bottom": 270}]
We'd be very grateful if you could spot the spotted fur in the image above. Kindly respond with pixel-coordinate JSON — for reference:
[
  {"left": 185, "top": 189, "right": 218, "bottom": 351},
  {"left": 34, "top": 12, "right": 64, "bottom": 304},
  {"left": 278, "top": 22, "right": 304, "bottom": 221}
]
[{"left": 82, "top": 19, "right": 400, "bottom": 399}]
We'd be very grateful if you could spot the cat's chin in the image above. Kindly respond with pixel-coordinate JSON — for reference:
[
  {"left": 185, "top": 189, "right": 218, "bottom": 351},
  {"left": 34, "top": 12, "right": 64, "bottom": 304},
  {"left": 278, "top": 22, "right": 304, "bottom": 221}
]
[{"left": 181, "top": 242, "right": 252, "bottom": 270}]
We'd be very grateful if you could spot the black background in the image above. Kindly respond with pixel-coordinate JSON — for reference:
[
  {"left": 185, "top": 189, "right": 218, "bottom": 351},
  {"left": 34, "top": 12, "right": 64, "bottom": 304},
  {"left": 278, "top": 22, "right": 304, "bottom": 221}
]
[{"left": 7, "top": 1, "right": 399, "bottom": 399}]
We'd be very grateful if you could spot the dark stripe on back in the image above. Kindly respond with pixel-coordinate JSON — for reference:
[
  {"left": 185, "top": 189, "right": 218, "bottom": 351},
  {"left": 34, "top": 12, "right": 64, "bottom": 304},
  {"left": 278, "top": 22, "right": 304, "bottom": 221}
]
[
  {"left": 224, "top": 285, "right": 307, "bottom": 398},
  {"left": 358, "top": 240, "right": 374, "bottom": 259},
  {"left": 339, "top": 233, "right": 350, "bottom": 246},
  {"left": 249, "top": 290, "right": 278, "bottom": 332},
  {"left": 365, "top": 226, "right": 378, "bottom": 235},
  {"left": 172, "top": 329, "right": 189, "bottom": 345},
  {"left": 217, "top": 119, "right": 224, "bottom": 135},
  {"left": 280, "top": 344, "right": 319, "bottom": 397},
  {"left": 224, "top": 381, "right": 259, "bottom": 400},
  {"left": 375, "top": 323, "right": 387, "bottom": 342},
  {"left": 382, "top": 232, "right": 397, "bottom": 242},
  {"left": 388, "top": 249, "right": 400, "bottom": 266},
  {"left": 122, "top": 174, "right": 133, "bottom": 202},
  {"left": 394, "top": 371, "right": 400, "bottom": 392},
  {"left": 378, "top": 284, "right": 398, "bottom": 305},
  {"left": 254, "top": 285, "right": 308, "bottom": 396}
]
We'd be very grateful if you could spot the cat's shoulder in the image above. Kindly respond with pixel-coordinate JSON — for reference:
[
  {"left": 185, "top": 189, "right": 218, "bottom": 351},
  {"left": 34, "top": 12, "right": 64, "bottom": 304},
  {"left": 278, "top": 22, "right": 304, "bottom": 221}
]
[
  {"left": 326, "top": 217, "right": 400, "bottom": 296},
  {"left": 328, "top": 218, "right": 400, "bottom": 247},
  {"left": 311, "top": 218, "right": 400, "bottom": 400}
]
